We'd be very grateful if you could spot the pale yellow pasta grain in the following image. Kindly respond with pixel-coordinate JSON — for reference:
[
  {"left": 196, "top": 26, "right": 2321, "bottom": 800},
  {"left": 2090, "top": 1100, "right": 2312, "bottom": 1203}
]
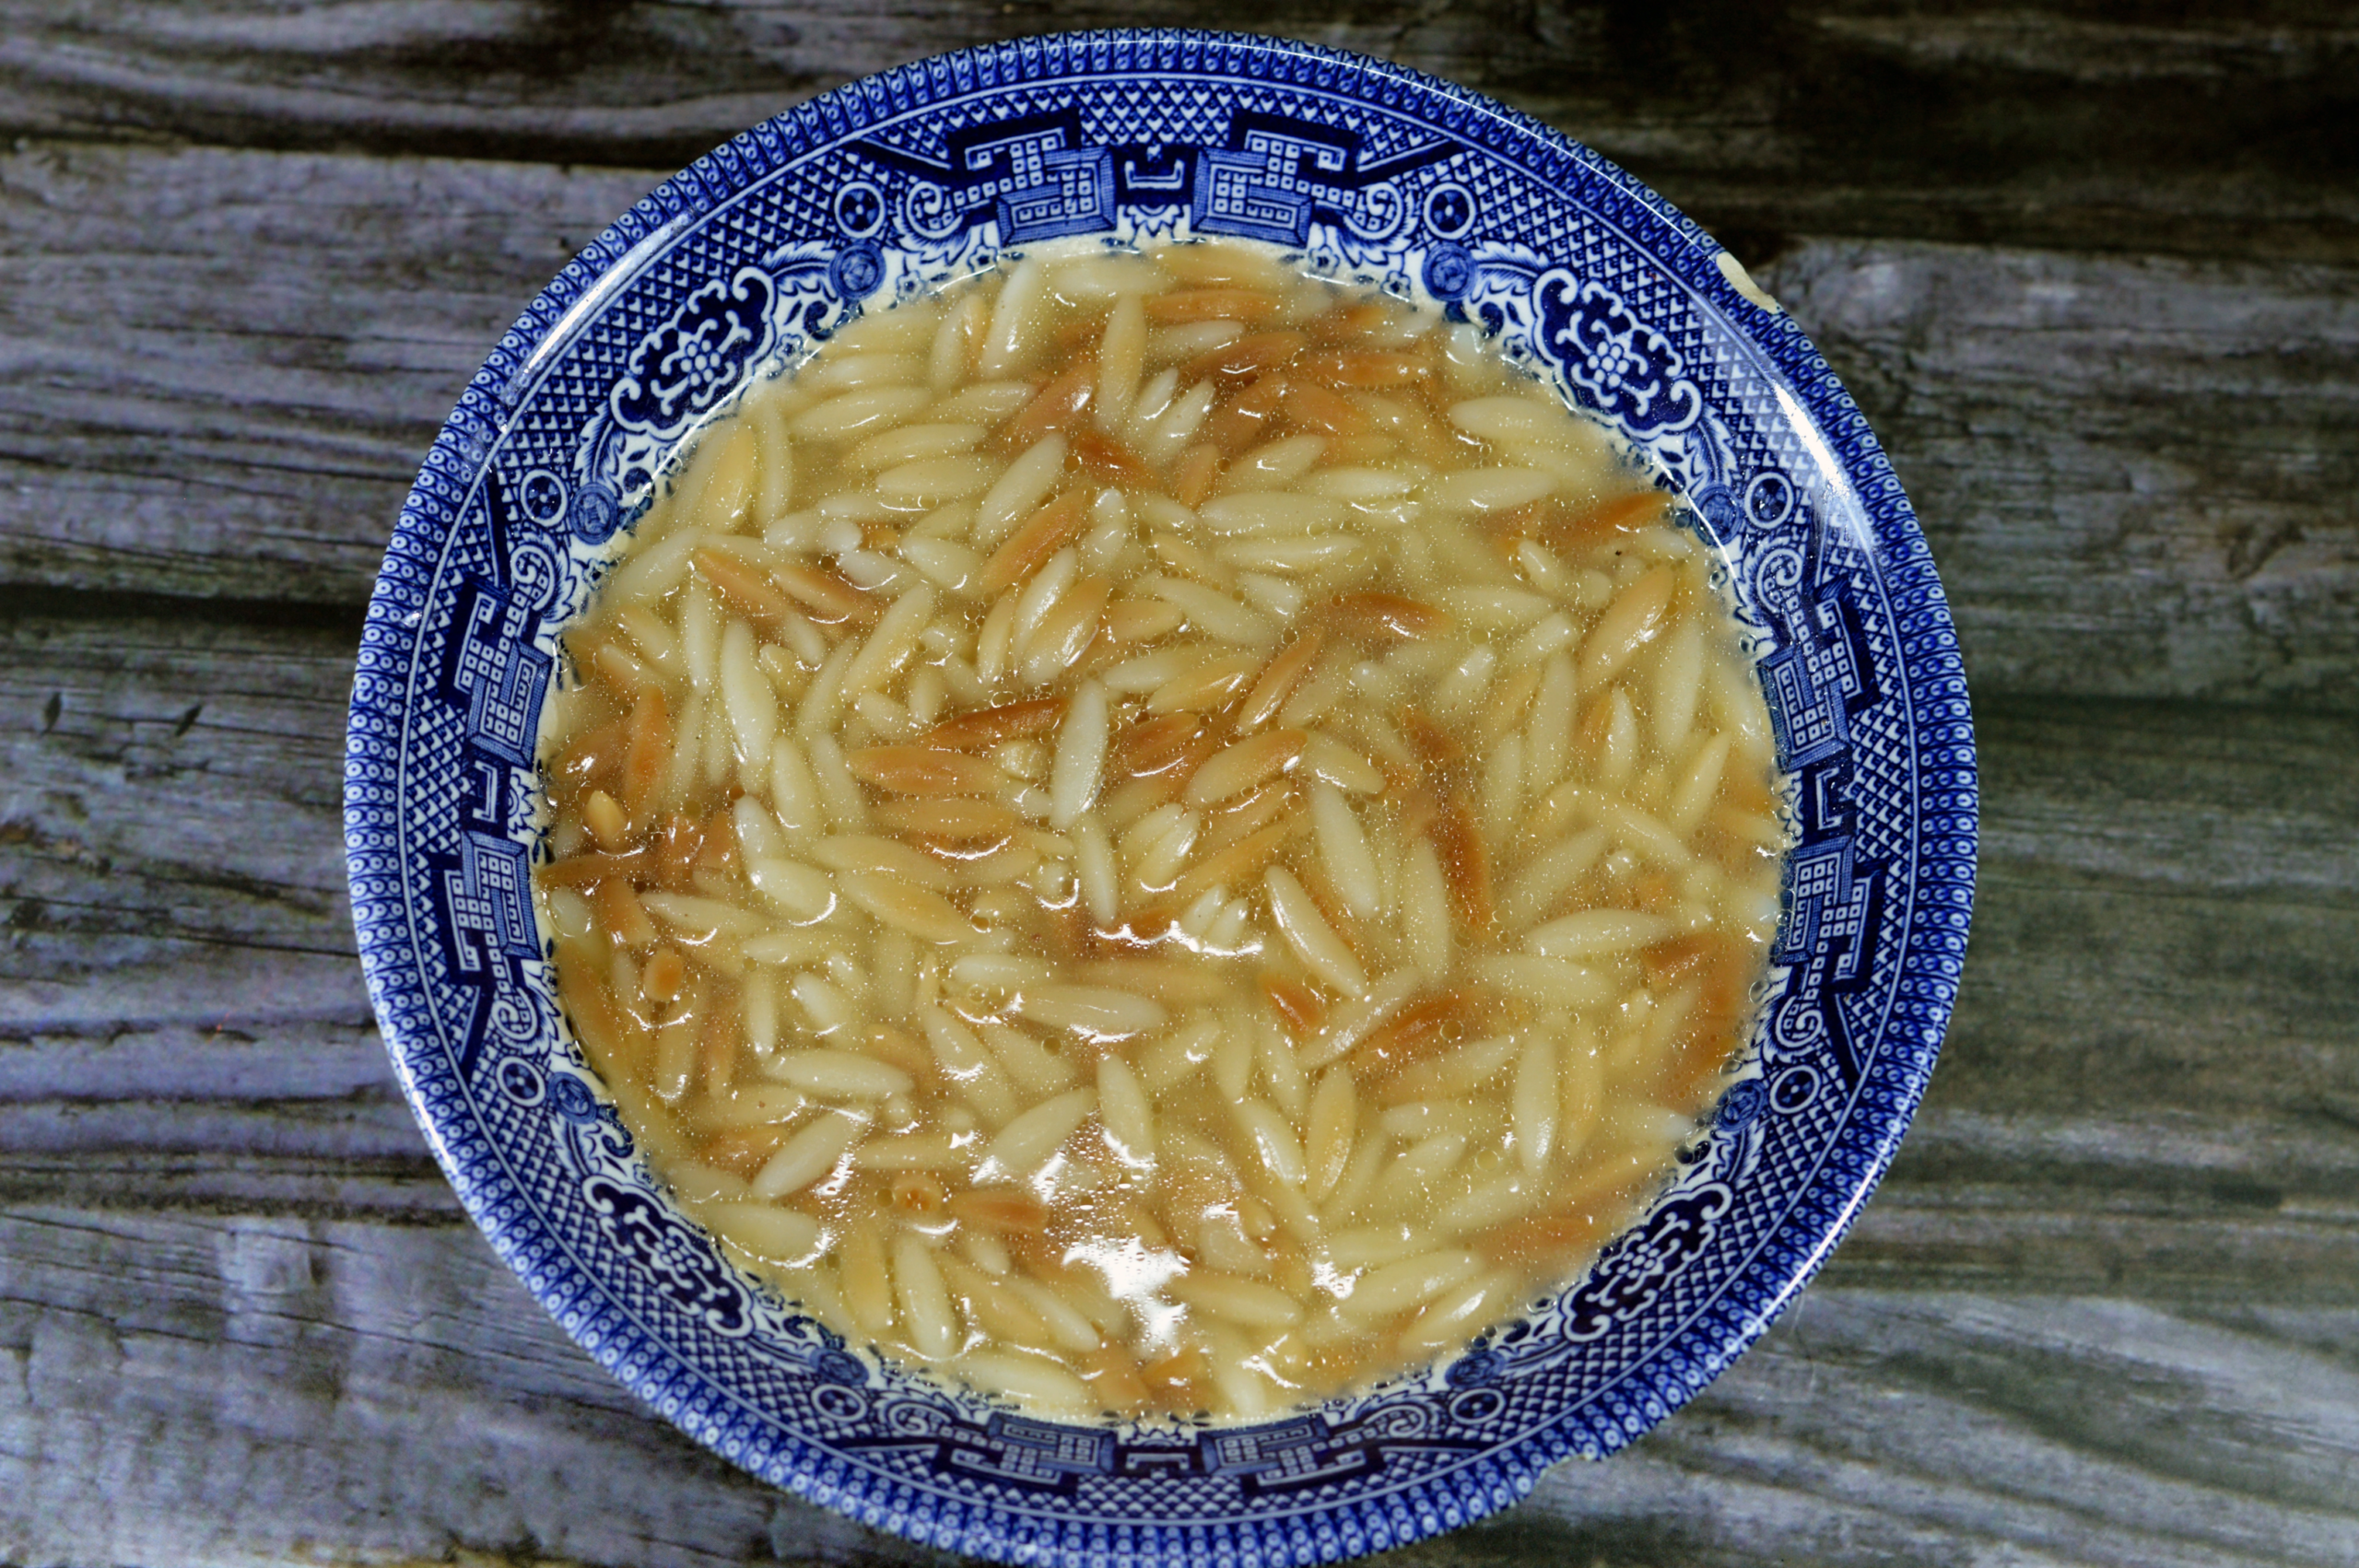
[
  {"left": 803, "top": 734, "right": 869, "bottom": 830},
  {"left": 976, "top": 1019, "right": 1079, "bottom": 1095},
  {"left": 1009, "top": 1277, "right": 1102, "bottom": 1353},
  {"left": 1424, "top": 466, "right": 1555, "bottom": 513},
  {"left": 956, "top": 1347, "right": 1090, "bottom": 1410},
  {"left": 668, "top": 1161, "right": 749, "bottom": 1203},
  {"left": 771, "top": 1049, "right": 914, "bottom": 1100},
  {"left": 1321, "top": 1132, "right": 1389, "bottom": 1220},
  {"left": 975, "top": 433, "right": 1067, "bottom": 545},
  {"left": 1264, "top": 867, "right": 1368, "bottom": 998},
  {"left": 1398, "top": 1269, "right": 1520, "bottom": 1354},
  {"left": 1015, "top": 985, "right": 1167, "bottom": 1039},
  {"left": 1141, "top": 1014, "right": 1216, "bottom": 1092},
  {"left": 1649, "top": 618, "right": 1706, "bottom": 753},
  {"left": 1304, "top": 1068, "right": 1359, "bottom": 1200},
  {"left": 1234, "top": 1098, "right": 1307, "bottom": 1188},
  {"left": 1197, "top": 491, "right": 1344, "bottom": 535},
  {"left": 976, "top": 1087, "right": 1096, "bottom": 1183},
  {"left": 1135, "top": 381, "right": 1215, "bottom": 464},
  {"left": 1508, "top": 611, "right": 1578, "bottom": 668},
  {"left": 685, "top": 423, "right": 757, "bottom": 534},
  {"left": 1169, "top": 1270, "right": 1302, "bottom": 1329},
  {"left": 1524, "top": 651, "right": 1576, "bottom": 797},
  {"left": 1324, "top": 1223, "right": 1425, "bottom": 1270},
  {"left": 854, "top": 1131, "right": 973, "bottom": 1171},
  {"left": 974, "top": 587, "right": 1020, "bottom": 685},
  {"left": 1499, "top": 828, "right": 1607, "bottom": 932},
  {"left": 1311, "top": 781, "right": 1381, "bottom": 921},
  {"left": 841, "top": 585, "right": 935, "bottom": 696},
  {"left": 852, "top": 421, "right": 984, "bottom": 471},
  {"left": 1097, "top": 1055, "right": 1155, "bottom": 1166},
  {"left": 1378, "top": 1100, "right": 1491, "bottom": 1142},
  {"left": 791, "top": 385, "right": 933, "bottom": 441},
  {"left": 1471, "top": 954, "right": 1614, "bottom": 1009},
  {"left": 1581, "top": 565, "right": 1677, "bottom": 690},
  {"left": 930, "top": 292, "right": 981, "bottom": 390},
  {"left": 1526, "top": 909, "right": 1672, "bottom": 959},
  {"left": 891, "top": 1233, "right": 960, "bottom": 1358},
  {"left": 749, "top": 1111, "right": 864, "bottom": 1199},
  {"left": 1481, "top": 732, "right": 1524, "bottom": 848},
  {"left": 1073, "top": 814, "right": 1119, "bottom": 924},
  {"left": 1210, "top": 1008, "right": 1256, "bottom": 1103},
  {"left": 1144, "top": 574, "right": 1275, "bottom": 644},
  {"left": 1301, "top": 731, "right": 1384, "bottom": 795},
  {"left": 804, "top": 349, "right": 926, "bottom": 393},
  {"left": 1254, "top": 1018, "right": 1309, "bottom": 1120},
  {"left": 1666, "top": 731, "right": 1732, "bottom": 831},
  {"left": 1299, "top": 968, "right": 1418, "bottom": 1069},
  {"left": 1095, "top": 293, "right": 1145, "bottom": 431},
  {"left": 978, "top": 254, "right": 1048, "bottom": 377},
  {"left": 698, "top": 1084, "right": 806, "bottom": 1131},
  {"left": 640, "top": 891, "right": 768, "bottom": 940},
  {"left": 1343, "top": 1250, "right": 1483, "bottom": 1317},
  {"left": 1047, "top": 678, "right": 1109, "bottom": 829},
  {"left": 700, "top": 1201, "right": 823, "bottom": 1265},
  {"left": 814, "top": 832, "right": 956, "bottom": 890},
  {"left": 839, "top": 1225, "right": 897, "bottom": 1335},
  {"left": 918, "top": 1005, "right": 1021, "bottom": 1126},
  {"left": 1511, "top": 1031, "right": 1559, "bottom": 1172},
  {"left": 682, "top": 578, "right": 720, "bottom": 692},
  {"left": 1438, "top": 1172, "right": 1542, "bottom": 1234}
]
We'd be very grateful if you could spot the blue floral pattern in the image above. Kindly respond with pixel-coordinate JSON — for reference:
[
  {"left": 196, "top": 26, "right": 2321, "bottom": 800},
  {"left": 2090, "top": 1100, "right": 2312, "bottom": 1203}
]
[
  {"left": 583, "top": 1176, "right": 754, "bottom": 1338},
  {"left": 1564, "top": 1186, "right": 1736, "bottom": 1340},
  {"left": 610, "top": 265, "right": 776, "bottom": 434},
  {"left": 1533, "top": 270, "right": 1703, "bottom": 435}
]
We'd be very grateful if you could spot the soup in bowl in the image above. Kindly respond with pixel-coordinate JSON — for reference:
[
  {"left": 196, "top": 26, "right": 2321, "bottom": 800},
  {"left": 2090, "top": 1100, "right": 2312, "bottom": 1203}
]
[
  {"left": 535, "top": 240, "right": 1790, "bottom": 1424},
  {"left": 346, "top": 29, "right": 1975, "bottom": 1565}
]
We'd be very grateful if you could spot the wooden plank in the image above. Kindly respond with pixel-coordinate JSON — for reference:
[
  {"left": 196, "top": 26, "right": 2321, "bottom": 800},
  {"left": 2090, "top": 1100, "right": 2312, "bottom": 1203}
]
[
  {"left": 0, "top": 613, "right": 364, "bottom": 1030},
  {"left": 0, "top": 1209, "right": 2350, "bottom": 1568},
  {"left": 1837, "top": 696, "right": 2359, "bottom": 1298},
  {"left": 1759, "top": 243, "right": 2359, "bottom": 710},
  {"left": 1494, "top": 1293, "right": 2359, "bottom": 1568},
  {"left": 0, "top": 140, "right": 659, "bottom": 604},
  {"left": 0, "top": 1151, "right": 455, "bottom": 1217},
  {"left": 6, "top": 616, "right": 2355, "bottom": 1279},
  {"left": 3, "top": 3, "right": 2354, "bottom": 263},
  {"left": 1946, "top": 698, "right": 2359, "bottom": 1119},
  {"left": 6, "top": 137, "right": 2354, "bottom": 703}
]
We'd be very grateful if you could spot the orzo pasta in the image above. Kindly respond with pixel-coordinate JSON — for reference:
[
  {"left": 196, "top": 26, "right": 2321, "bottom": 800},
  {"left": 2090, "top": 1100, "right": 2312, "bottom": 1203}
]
[{"left": 534, "top": 239, "right": 1787, "bottom": 1422}]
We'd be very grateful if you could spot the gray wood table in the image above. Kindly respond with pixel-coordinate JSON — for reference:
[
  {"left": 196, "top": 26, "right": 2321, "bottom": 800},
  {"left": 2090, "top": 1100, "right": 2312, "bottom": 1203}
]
[{"left": 4, "top": 6, "right": 2354, "bottom": 1564}]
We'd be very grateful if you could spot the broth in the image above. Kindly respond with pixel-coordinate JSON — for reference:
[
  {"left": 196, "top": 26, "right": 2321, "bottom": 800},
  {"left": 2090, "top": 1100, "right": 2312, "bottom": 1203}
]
[{"left": 534, "top": 240, "right": 1786, "bottom": 1422}]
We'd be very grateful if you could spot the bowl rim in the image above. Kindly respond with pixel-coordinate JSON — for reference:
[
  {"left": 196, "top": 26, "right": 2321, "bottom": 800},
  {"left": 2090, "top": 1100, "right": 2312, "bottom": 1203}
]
[{"left": 346, "top": 26, "right": 1977, "bottom": 1565}]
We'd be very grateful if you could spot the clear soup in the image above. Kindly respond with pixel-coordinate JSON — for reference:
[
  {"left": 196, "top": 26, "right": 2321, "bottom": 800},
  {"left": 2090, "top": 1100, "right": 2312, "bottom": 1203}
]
[{"left": 534, "top": 239, "right": 1786, "bottom": 1422}]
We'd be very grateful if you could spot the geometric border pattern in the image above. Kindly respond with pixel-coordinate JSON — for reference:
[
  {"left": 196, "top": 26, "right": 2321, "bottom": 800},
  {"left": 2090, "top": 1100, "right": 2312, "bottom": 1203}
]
[{"left": 345, "top": 29, "right": 1977, "bottom": 1567}]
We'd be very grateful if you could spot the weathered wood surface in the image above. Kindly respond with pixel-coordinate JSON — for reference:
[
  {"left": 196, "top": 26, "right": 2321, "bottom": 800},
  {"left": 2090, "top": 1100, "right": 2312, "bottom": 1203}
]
[
  {"left": 3, "top": 3, "right": 2355, "bottom": 1564},
  {"left": 6, "top": 140, "right": 2353, "bottom": 706},
  {"left": 6, "top": 1208, "right": 2353, "bottom": 1568},
  {"left": 6, "top": 1, "right": 2355, "bottom": 263}
]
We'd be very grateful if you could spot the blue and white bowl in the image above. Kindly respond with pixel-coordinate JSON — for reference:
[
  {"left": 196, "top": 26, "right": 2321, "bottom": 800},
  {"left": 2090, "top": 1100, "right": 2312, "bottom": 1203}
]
[{"left": 346, "top": 29, "right": 1977, "bottom": 1565}]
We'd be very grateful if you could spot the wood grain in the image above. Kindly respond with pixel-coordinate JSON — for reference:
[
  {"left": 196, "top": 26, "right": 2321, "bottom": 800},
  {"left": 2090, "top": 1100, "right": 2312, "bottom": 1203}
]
[
  {"left": 3, "top": 3, "right": 2353, "bottom": 1560},
  {"left": 1766, "top": 242, "right": 2359, "bottom": 709},
  {"left": 4, "top": 2, "right": 2354, "bottom": 263},
  {"left": 0, "top": 141, "right": 656, "bottom": 605},
  {"left": 6, "top": 617, "right": 2353, "bottom": 1291},
  {"left": 4, "top": 136, "right": 2355, "bottom": 708},
  {"left": 0, "top": 614, "right": 361, "bottom": 1031},
  {"left": 2, "top": 1208, "right": 2351, "bottom": 1568}
]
